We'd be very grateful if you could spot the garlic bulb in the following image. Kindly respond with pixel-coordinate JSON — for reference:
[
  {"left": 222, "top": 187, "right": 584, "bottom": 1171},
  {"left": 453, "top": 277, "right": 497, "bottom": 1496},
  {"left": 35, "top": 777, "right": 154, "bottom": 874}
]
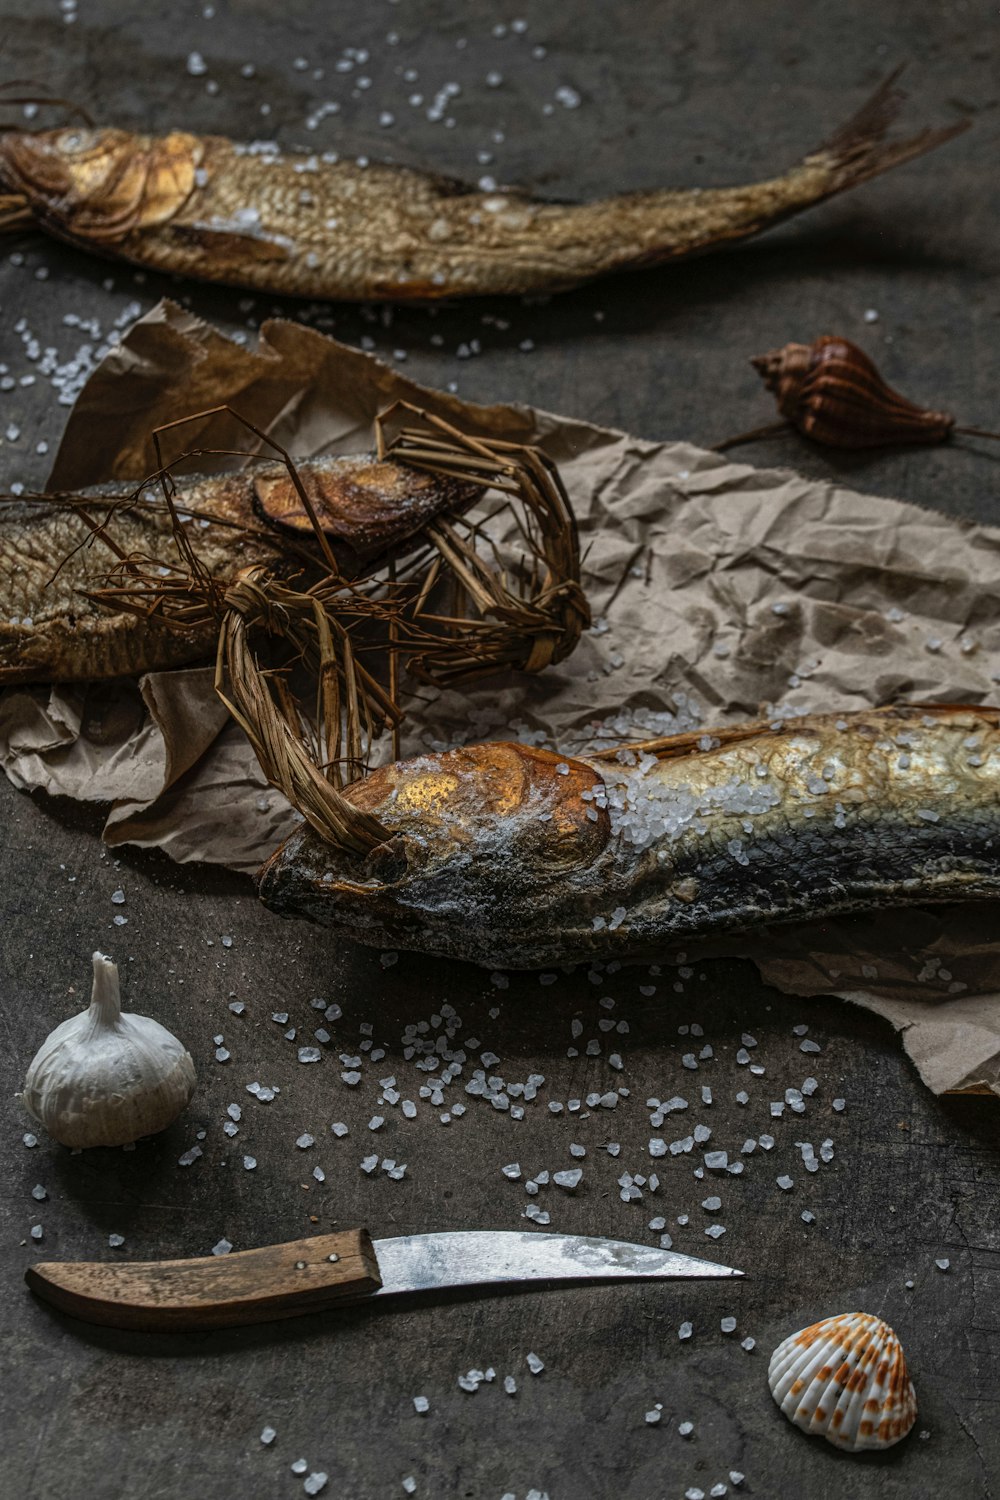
[{"left": 23, "top": 952, "right": 196, "bottom": 1148}]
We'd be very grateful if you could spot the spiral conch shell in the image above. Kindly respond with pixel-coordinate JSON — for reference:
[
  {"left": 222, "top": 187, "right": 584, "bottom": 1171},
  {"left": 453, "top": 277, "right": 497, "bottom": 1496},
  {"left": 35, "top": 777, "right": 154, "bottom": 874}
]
[
  {"left": 751, "top": 336, "right": 954, "bottom": 448},
  {"left": 768, "top": 1312, "right": 917, "bottom": 1452}
]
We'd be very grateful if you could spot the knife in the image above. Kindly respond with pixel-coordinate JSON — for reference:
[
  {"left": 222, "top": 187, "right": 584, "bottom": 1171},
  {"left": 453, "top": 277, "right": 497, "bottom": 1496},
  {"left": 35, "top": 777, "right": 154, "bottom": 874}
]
[{"left": 25, "top": 1228, "right": 743, "bottom": 1332}]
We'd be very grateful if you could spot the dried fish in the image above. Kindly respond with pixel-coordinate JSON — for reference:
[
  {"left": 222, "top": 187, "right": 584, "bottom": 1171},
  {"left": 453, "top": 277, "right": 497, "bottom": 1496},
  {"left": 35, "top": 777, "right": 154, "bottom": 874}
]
[
  {"left": 0, "top": 72, "right": 965, "bottom": 301},
  {"left": 257, "top": 706, "right": 1000, "bottom": 967},
  {"left": 0, "top": 455, "right": 478, "bottom": 684}
]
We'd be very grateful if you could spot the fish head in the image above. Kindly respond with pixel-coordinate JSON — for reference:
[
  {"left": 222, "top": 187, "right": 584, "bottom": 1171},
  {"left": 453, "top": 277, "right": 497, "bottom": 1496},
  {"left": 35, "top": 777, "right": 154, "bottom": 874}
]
[
  {"left": 0, "top": 125, "right": 201, "bottom": 242},
  {"left": 257, "top": 742, "right": 614, "bottom": 963}
]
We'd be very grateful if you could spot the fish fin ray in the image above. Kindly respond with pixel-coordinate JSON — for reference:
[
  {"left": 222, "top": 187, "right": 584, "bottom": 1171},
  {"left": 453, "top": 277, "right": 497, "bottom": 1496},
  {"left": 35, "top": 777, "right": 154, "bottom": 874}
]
[
  {"left": 594, "top": 704, "right": 999, "bottom": 765},
  {"left": 168, "top": 222, "right": 292, "bottom": 262},
  {"left": 0, "top": 190, "right": 31, "bottom": 230},
  {"left": 805, "top": 66, "right": 969, "bottom": 194}
]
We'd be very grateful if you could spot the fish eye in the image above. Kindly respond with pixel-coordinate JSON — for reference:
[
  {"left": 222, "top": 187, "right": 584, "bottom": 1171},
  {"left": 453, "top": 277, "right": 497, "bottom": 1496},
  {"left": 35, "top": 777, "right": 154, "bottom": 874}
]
[{"left": 58, "top": 130, "right": 87, "bottom": 153}]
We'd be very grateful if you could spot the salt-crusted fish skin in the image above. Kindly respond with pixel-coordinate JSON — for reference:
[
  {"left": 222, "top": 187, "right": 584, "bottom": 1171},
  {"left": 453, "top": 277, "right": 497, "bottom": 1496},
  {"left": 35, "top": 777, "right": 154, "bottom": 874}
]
[
  {"left": 0, "top": 457, "right": 478, "bottom": 684},
  {"left": 257, "top": 706, "right": 1000, "bottom": 967},
  {"left": 0, "top": 72, "right": 966, "bottom": 301}
]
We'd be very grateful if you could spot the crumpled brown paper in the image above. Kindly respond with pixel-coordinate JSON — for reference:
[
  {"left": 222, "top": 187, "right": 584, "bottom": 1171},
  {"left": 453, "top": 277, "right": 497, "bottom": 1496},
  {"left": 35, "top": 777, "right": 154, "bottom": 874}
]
[{"left": 5, "top": 297, "right": 1000, "bottom": 1096}]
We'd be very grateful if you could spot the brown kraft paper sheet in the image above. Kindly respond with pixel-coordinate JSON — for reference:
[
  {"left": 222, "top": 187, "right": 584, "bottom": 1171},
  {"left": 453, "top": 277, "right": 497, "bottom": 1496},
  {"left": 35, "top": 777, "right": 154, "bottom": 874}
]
[{"left": 3, "top": 298, "right": 1000, "bottom": 1096}]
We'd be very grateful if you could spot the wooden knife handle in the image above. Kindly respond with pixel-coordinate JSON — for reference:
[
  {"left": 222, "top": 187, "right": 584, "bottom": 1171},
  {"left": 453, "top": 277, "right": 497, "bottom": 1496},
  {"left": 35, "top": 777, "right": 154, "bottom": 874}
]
[{"left": 25, "top": 1228, "right": 382, "bottom": 1332}]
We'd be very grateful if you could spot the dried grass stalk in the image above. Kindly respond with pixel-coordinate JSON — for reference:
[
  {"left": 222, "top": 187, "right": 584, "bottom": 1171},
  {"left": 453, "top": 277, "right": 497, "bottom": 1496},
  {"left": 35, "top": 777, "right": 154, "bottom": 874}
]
[{"left": 215, "top": 569, "right": 399, "bottom": 852}]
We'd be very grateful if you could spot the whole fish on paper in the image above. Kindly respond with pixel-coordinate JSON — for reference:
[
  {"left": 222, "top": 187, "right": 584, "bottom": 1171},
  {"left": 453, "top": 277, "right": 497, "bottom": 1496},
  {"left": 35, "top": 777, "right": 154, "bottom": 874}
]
[
  {"left": 258, "top": 706, "right": 1000, "bottom": 967},
  {"left": 0, "top": 457, "right": 479, "bottom": 684},
  {"left": 0, "top": 71, "right": 966, "bottom": 301}
]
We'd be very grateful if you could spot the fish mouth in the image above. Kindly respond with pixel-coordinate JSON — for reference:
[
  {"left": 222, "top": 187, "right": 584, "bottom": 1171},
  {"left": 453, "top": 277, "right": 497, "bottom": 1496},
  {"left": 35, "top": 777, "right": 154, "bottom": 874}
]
[{"left": 256, "top": 830, "right": 410, "bottom": 916}]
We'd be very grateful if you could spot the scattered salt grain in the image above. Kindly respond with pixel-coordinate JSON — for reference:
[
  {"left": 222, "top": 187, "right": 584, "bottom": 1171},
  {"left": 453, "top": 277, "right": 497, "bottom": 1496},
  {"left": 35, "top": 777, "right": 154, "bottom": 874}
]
[
  {"left": 412, "top": 1395, "right": 429, "bottom": 1414},
  {"left": 526, "top": 1352, "right": 545, "bottom": 1374},
  {"left": 303, "top": 1475, "right": 328, "bottom": 1497},
  {"left": 212, "top": 1238, "right": 232, "bottom": 1256},
  {"left": 678, "top": 1420, "right": 694, "bottom": 1437},
  {"left": 935, "top": 1257, "right": 950, "bottom": 1272},
  {"left": 720, "top": 1317, "right": 737, "bottom": 1333},
  {"left": 109, "top": 1233, "right": 125, "bottom": 1248}
]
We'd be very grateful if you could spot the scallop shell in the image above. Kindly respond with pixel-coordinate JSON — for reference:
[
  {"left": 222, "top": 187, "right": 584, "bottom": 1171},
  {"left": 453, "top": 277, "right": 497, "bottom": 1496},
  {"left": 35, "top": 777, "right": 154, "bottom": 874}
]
[{"left": 768, "top": 1312, "right": 917, "bottom": 1452}]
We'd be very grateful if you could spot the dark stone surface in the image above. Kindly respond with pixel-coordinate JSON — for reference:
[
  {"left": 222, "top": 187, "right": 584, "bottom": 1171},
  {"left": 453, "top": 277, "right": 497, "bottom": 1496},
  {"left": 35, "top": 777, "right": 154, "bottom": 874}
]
[{"left": 2, "top": 4, "right": 999, "bottom": 1498}]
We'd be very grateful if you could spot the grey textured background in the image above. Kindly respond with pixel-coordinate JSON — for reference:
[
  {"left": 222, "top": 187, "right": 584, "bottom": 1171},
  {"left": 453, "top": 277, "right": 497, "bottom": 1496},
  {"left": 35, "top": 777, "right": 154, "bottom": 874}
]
[{"left": 2, "top": 4, "right": 999, "bottom": 1499}]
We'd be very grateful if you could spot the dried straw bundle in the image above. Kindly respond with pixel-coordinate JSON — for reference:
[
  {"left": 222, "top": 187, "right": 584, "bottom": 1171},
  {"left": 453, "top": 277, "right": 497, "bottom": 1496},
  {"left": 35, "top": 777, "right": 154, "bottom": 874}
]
[{"left": 79, "top": 401, "right": 588, "bottom": 853}]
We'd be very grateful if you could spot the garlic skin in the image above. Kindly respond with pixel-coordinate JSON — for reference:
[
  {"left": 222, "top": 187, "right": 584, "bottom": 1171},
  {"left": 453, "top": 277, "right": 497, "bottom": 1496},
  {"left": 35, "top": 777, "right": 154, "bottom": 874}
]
[{"left": 23, "top": 952, "right": 196, "bottom": 1148}]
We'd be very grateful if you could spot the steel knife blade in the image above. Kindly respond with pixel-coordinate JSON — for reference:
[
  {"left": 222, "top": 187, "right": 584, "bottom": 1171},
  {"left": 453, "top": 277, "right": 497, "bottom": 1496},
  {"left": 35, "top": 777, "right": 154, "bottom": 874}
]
[{"left": 26, "top": 1227, "right": 742, "bottom": 1332}]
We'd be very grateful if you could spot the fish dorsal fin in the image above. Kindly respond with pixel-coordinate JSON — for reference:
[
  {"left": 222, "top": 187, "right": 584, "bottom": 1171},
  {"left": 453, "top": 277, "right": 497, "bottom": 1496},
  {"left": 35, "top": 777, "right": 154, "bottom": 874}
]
[{"left": 592, "top": 704, "right": 1000, "bottom": 765}]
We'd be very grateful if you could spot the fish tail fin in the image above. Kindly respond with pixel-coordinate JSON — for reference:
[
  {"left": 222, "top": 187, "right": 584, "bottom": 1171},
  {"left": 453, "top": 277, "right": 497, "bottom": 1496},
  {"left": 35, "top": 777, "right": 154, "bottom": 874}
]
[{"left": 805, "top": 65, "right": 969, "bottom": 194}]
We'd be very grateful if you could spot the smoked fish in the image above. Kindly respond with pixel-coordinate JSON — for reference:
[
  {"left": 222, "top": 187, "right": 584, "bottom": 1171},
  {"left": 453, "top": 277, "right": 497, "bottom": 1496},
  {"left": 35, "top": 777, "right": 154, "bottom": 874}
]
[
  {"left": 0, "top": 457, "right": 477, "bottom": 684},
  {"left": 257, "top": 706, "right": 1000, "bottom": 967},
  {"left": 0, "top": 72, "right": 966, "bottom": 302}
]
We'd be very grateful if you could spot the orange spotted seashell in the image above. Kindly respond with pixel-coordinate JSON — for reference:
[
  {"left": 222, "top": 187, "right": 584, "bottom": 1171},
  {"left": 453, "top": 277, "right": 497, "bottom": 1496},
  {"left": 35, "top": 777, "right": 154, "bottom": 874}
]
[
  {"left": 751, "top": 336, "right": 954, "bottom": 448},
  {"left": 768, "top": 1311, "right": 917, "bottom": 1451}
]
